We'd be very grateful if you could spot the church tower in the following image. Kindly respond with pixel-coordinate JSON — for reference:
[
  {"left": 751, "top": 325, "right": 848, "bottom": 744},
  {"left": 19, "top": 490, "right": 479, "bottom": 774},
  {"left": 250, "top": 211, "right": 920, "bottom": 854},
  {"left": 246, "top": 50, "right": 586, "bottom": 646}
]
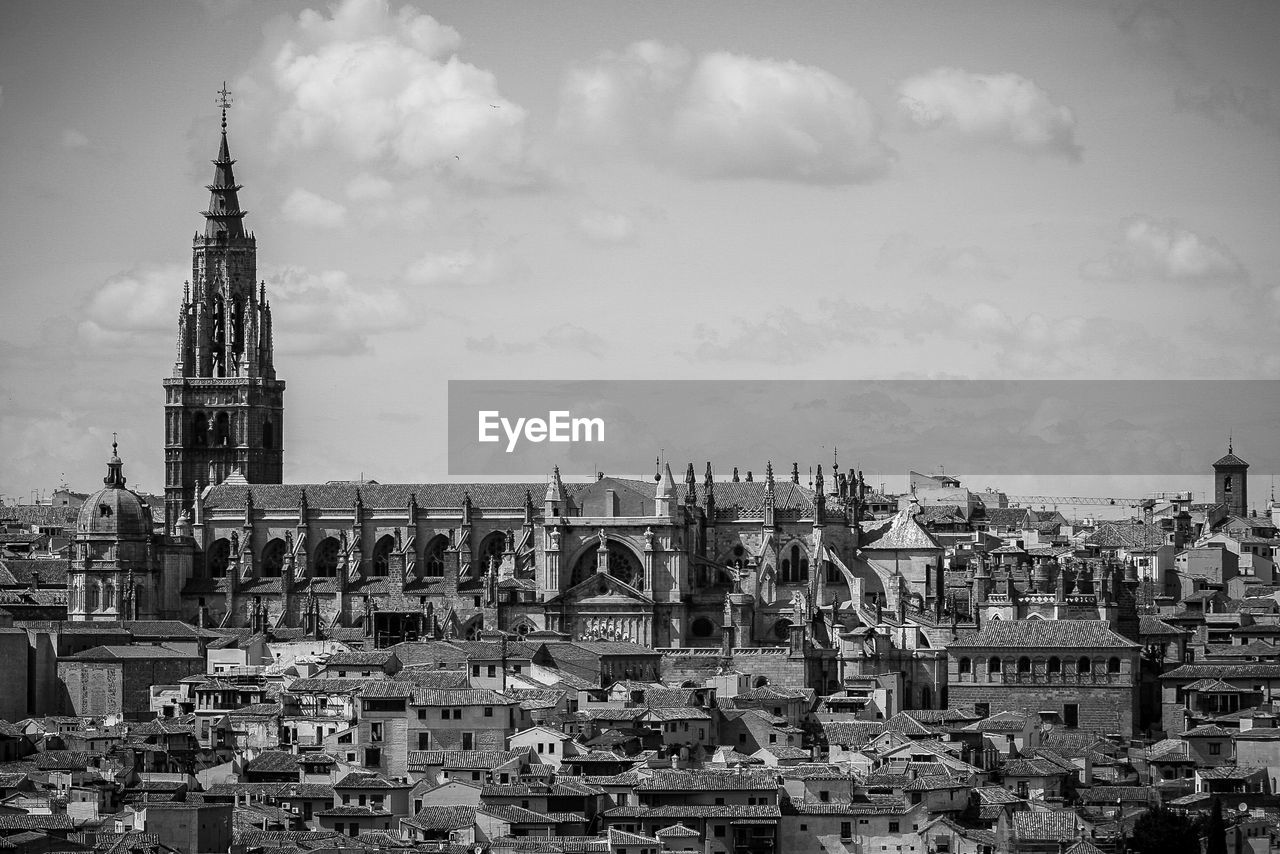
[
  {"left": 1213, "top": 440, "right": 1249, "bottom": 519},
  {"left": 163, "top": 86, "right": 284, "bottom": 533}
]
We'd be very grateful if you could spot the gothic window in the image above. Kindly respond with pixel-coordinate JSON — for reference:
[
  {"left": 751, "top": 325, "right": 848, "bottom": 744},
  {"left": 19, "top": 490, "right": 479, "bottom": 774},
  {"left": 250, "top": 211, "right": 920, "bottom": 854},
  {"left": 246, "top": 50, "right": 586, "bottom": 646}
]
[
  {"left": 87, "top": 580, "right": 100, "bottom": 612},
  {"left": 920, "top": 686, "right": 933, "bottom": 708},
  {"left": 422, "top": 535, "right": 448, "bottom": 578},
  {"left": 569, "top": 541, "right": 644, "bottom": 589},
  {"left": 261, "top": 538, "right": 286, "bottom": 577},
  {"left": 214, "top": 412, "right": 231, "bottom": 447},
  {"left": 690, "top": 617, "right": 716, "bottom": 638},
  {"left": 207, "top": 538, "right": 231, "bottom": 578},
  {"left": 371, "top": 534, "right": 395, "bottom": 577},
  {"left": 313, "top": 537, "right": 340, "bottom": 578},
  {"left": 781, "top": 543, "right": 809, "bottom": 583},
  {"left": 191, "top": 412, "right": 209, "bottom": 448},
  {"left": 826, "top": 559, "right": 841, "bottom": 583},
  {"left": 263, "top": 420, "right": 275, "bottom": 450},
  {"left": 478, "top": 532, "right": 507, "bottom": 571}
]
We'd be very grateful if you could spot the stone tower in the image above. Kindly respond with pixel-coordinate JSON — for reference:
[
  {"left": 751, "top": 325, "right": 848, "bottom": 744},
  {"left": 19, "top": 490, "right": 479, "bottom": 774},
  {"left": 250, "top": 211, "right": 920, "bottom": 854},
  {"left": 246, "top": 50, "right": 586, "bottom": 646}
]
[
  {"left": 1212, "top": 440, "right": 1249, "bottom": 519},
  {"left": 163, "top": 90, "right": 284, "bottom": 533}
]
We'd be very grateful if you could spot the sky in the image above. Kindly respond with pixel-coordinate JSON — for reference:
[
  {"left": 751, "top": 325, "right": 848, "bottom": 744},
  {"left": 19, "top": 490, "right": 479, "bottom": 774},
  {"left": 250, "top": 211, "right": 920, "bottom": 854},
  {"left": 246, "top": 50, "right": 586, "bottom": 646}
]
[{"left": 0, "top": 0, "right": 1277, "bottom": 507}]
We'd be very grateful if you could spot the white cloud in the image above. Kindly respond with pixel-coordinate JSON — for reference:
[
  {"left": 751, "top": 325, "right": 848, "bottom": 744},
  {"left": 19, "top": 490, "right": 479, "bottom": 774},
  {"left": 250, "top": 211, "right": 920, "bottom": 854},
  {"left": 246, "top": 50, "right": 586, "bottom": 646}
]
[
  {"left": 78, "top": 264, "right": 185, "bottom": 348},
  {"left": 575, "top": 209, "right": 635, "bottom": 243},
  {"left": 264, "top": 265, "right": 418, "bottom": 355},
  {"left": 1082, "top": 216, "right": 1248, "bottom": 283},
  {"left": 403, "top": 249, "right": 502, "bottom": 287},
  {"left": 558, "top": 41, "right": 890, "bottom": 184},
  {"left": 345, "top": 172, "right": 395, "bottom": 201},
  {"left": 60, "top": 129, "right": 90, "bottom": 149},
  {"left": 281, "top": 187, "right": 348, "bottom": 228},
  {"left": 250, "top": 0, "right": 536, "bottom": 187},
  {"left": 896, "top": 67, "right": 1080, "bottom": 160},
  {"left": 466, "top": 324, "right": 607, "bottom": 358},
  {"left": 877, "top": 234, "right": 1008, "bottom": 280},
  {"left": 1175, "top": 81, "right": 1280, "bottom": 136}
]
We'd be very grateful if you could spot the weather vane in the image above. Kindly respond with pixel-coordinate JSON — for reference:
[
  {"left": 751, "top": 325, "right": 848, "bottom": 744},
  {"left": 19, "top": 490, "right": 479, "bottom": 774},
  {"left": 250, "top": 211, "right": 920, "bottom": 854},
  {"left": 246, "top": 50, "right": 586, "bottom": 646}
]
[{"left": 216, "top": 81, "right": 233, "bottom": 129}]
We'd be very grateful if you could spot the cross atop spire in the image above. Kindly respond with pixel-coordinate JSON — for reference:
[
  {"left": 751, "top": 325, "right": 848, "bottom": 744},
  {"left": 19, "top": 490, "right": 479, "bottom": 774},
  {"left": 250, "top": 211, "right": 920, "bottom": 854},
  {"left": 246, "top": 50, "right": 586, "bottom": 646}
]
[{"left": 217, "top": 81, "right": 233, "bottom": 130}]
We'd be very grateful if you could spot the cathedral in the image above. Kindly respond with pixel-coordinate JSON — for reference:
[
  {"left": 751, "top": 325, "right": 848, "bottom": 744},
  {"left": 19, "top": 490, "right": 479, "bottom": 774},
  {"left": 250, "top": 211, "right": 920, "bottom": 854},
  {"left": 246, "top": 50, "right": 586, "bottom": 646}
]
[{"left": 68, "top": 108, "right": 955, "bottom": 661}]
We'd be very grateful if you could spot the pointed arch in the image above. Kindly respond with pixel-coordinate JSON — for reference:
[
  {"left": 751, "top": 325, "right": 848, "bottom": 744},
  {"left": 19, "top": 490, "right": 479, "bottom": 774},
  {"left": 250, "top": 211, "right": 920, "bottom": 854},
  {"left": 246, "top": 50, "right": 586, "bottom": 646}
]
[
  {"left": 261, "top": 538, "right": 286, "bottom": 577},
  {"left": 569, "top": 539, "right": 644, "bottom": 589},
  {"left": 313, "top": 536, "right": 340, "bottom": 578},
  {"left": 371, "top": 534, "right": 396, "bottom": 577},
  {"left": 478, "top": 531, "right": 507, "bottom": 572},
  {"left": 207, "top": 538, "right": 231, "bottom": 578},
  {"left": 422, "top": 534, "right": 448, "bottom": 578}
]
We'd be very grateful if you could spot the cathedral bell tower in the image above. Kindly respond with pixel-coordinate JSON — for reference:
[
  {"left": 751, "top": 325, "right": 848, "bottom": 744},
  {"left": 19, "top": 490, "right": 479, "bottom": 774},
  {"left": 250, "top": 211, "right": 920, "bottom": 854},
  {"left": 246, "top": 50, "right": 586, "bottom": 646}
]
[{"left": 163, "top": 85, "right": 284, "bottom": 533}]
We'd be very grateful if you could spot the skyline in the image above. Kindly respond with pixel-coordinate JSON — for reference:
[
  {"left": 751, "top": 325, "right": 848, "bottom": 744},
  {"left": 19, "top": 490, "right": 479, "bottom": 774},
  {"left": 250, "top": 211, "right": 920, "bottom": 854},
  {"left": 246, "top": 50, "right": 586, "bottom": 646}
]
[{"left": 1, "top": 0, "right": 1278, "bottom": 501}]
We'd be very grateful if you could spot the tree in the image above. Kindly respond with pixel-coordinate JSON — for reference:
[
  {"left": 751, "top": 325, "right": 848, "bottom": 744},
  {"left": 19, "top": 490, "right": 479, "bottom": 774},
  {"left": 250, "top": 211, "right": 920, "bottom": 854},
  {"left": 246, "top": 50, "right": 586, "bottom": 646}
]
[
  {"left": 1204, "top": 798, "right": 1229, "bottom": 854},
  {"left": 1129, "top": 806, "right": 1202, "bottom": 854}
]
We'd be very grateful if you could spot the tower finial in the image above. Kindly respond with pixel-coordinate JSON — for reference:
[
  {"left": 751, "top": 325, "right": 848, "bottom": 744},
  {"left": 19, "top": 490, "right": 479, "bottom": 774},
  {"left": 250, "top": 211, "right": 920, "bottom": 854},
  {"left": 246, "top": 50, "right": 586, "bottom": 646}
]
[
  {"left": 112, "top": 432, "right": 119, "bottom": 460},
  {"left": 1229, "top": 432, "right": 1233, "bottom": 455},
  {"left": 217, "top": 81, "right": 233, "bottom": 131}
]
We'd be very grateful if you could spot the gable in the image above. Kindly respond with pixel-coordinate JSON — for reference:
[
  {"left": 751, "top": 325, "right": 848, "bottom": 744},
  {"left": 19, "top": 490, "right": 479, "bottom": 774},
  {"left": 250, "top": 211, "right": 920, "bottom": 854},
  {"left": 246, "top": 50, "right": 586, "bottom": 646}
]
[{"left": 546, "top": 570, "right": 653, "bottom": 606}]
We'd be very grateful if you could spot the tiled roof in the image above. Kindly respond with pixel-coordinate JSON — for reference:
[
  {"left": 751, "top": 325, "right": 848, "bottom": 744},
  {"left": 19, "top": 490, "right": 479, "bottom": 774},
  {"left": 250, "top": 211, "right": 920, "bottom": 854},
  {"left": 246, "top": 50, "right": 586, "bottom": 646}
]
[
  {"left": 1140, "top": 616, "right": 1188, "bottom": 637},
  {"left": 654, "top": 823, "right": 700, "bottom": 838},
  {"left": 246, "top": 750, "right": 300, "bottom": 774},
  {"left": 607, "top": 804, "right": 781, "bottom": 819},
  {"left": 950, "top": 619, "right": 1139, "bottom": 649},
  {"left": 821, "top": 720, "right": 884, "bottom": 747},
  {"left": 636, "top": 769, "right": 777, "bottom": 791},
  {"left": 1002, "top": 758, "right": 1067, "bottom": 777},
  {"left": 412, "top": 687, "right": 517, "bottom": 706},
  {"left": 409, "top": 749, "right": 525, "bottom": 769},
  {"left": 860, "top": 508, "right": 941, "bottom": 550},
  {"left": 1161, "top": 663, "right": 1280, "bottom": 680},
  {"left": 1012, "top": 811, "right": 1080, "bottom": 841},
  {"left": 781, "top": 795, "right": 907, "bottom": 816},
  {"left": 1084, "top": 521, "right": 1166, "bottom": 549},
  {"left": 324, "top": 650, "right": 396, "bottom": 667},
  {"left": 406, "top": 804, "right": 476, "bottom": 830}
]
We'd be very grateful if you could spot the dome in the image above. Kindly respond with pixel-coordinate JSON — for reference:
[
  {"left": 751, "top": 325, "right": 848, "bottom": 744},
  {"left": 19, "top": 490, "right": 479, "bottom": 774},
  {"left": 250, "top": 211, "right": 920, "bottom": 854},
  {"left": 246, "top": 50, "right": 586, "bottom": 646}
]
[{"left": 76, "top": 443, "right": 152, "bottom": 539}]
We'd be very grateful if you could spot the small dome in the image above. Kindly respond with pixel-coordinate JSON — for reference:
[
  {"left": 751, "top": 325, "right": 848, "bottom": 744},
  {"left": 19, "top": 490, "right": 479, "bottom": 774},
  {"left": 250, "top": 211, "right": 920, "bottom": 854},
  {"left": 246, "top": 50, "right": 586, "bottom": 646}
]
[{"left": 76, "top": 442, "right": 152, "bottom": 539}]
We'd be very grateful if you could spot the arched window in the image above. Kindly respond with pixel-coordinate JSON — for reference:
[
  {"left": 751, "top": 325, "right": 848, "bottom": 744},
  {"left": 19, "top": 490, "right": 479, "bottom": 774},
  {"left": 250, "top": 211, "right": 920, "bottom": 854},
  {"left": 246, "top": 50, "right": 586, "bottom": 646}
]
[
  {"left": 422, "top": 535, "right": 448, "bottom": 578},
  {"left": 371, "top": 534, "right": 396, "bottom": 577},
  {"left": 1017, "top": 656, "right": 1031, "bottom": 673},
  {"left": 1107, "top": 656, "right": 1122, "bottom": 673},
  {"left": 207, "top": 538, "right": 231, "bottom": 578},
  {"left": 1047, "top": 657, "right": 1061, "bottom": 674},
  {"left": 313, "top": 537, "right": 340, "bottom": 578},
  {"left": 988, "top": 656, "right": 1001, "bottom": 674},
  {"left": 191, "top": 412, "right": 209, "bottom": 448},
  {"left": 87, "top": 580, "right": 100, "bottom": 612},
  {"left": 690, "top": 617, "right": 715, "bottom": 638},
  {"left": 478, "top": 532, "right": 508, "bottom": 572},
  {"left": 214, "top": 412, "right": 231, "bottom": 447},
  {"left": 570, "top": 541, "right": 643, "bottom": 589},
  {"left": 774, "top": 618, "right": 793, "bottom": 641},
  {"left": 262, "top": 420, "right": 275, "bottom": 450},
  {"left": 261, "top": 538, "right": 286, "bottom": 577},
  {"left": 1077, "top": 656, "right": 1091, "bottom": 675},
  {"left": 782, "top": 544, "right": 809, "bottom": 584},
  {"left": 780, "top": 557, "right": 791, "bottom": 581},
  {"left": 958, "top": 657, "right": 972, "bottom": 674},
  {"left": 753, "top": 676, "right": 770, "bottom": 688}
]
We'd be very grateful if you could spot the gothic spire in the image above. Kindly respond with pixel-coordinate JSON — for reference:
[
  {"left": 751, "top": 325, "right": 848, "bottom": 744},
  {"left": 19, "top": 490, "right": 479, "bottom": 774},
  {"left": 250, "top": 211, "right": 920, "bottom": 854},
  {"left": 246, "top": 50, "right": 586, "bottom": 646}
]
[{"left": 202, "top": 83, "right": 248, "bottom": 240}]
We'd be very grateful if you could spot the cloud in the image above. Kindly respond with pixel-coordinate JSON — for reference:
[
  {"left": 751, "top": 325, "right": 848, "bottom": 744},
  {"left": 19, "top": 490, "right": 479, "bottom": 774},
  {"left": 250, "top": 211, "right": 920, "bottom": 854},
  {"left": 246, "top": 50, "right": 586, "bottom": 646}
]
[
  {"left": 1082, "top": 216, "right": 1248, "bottom": 284},
  {"left": 1117, "top": 2, "right": 1186, "bottom": 59},
  {"left": 78, "top": 264, "right": 186, "bottom": 348},
  {"left": 896, "top": 67, "right": 1081, "bottom": 160},
  {"left": 1175, "top": 81, "right": 1280, "bottom": 136},
  {"left": 281, "top": 187, "right": 348, "bottom": 228},
  {"left": 575, "top": 209, "right": 635, "bottom": 244},
  {"left": 403, "top": 249, "right": 503, "bottom": 287},
  {"left": 345, "top": 172, "right": 394, "bottom": 201},
  {"left": 691, "top": 299, "right": 886, "bottom": 364},
  {"left": 465, "top": 324, "right": 607, "bottom": 358},
  {"left": 264, "top": 265, "right": 418, "bottom": 355},
  {"left": 246, "top": 0, "right": 536, "bottom": 187},
  {"left": 877, "top": 234, "right": 1009, "bottom": 280},
  {"left": 558, "top": 41, "right": 890, "bottom": 184},
  {"left": 60, "top": 129, "right": 90, "bottom": 149},
  {"left": 76, "top": 262, "right": 416, "bottom": 356}
]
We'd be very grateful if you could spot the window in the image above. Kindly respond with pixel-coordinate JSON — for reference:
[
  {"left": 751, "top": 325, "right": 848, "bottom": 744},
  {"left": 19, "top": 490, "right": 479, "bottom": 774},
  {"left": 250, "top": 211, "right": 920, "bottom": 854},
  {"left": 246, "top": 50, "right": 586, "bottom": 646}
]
[
  {"left": 769, "top": 734, "right": 777, "bottom": 744},
  {"left": 1210, "top": 743, "right": 1221, "bottom": 755},
  {"left": 485, "top": 707, "right": 494, "bottom": 717},
  {"left": 974, "top": 703, "right": 989, "bottom": 718},
  {"left": 958, "top": 657, "right": 971, "bottom": 674},
  {"left": 370, "top": 723, "right": 383, "bottom": 742},
  {"left": 472, "top": 665, "right": 481, "bottom": 677},
  {"left": 1048, "top": 657, "right": 1061, "bottom": 674},
  {"left": 1063, "top": 703, "right": 1079, "bottom": 728},
  {"left": 488, "top": 665, "right": 496, "bottom": 677},
  {"left": 462, "top": 732, "right": 474, "bottom": 750},
  {"left": 548, "top": 742, "right": 556, "bottom": 754},
  {"left": 715, "top": 797, "right": 725, "bottom": 806},
  {"left": 364, "top": 747, "right": 380, "bottom": 766},
  {"left": 714, "top": 825, "right": 726, "bottom": 838},
  {"left": 453, "top": 709, "right": 462, "bottom": 720},
  {"left": 841, "top": 822, "right": 853, "bottom": 840},
  {"left": 440, "top": 709, "right": 449, "bottom": 720},
  {"left": 418, "top": 732, "right": 430, "bottom": 749},
  {"left": 1077, "top": 657, "right": 1091, "bottom": 674},
  {"left": 1108, "top": 657, "right": 1121, "bottom": 673},
  {"left": 988, "top": 656, "right": 1001, "bottom": 673},
  {"left": 819, "top": 791, "right": 830, "bottom": 803},
  {"left": 889, "top": 822, "right": 900, "bottom": 833}
]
